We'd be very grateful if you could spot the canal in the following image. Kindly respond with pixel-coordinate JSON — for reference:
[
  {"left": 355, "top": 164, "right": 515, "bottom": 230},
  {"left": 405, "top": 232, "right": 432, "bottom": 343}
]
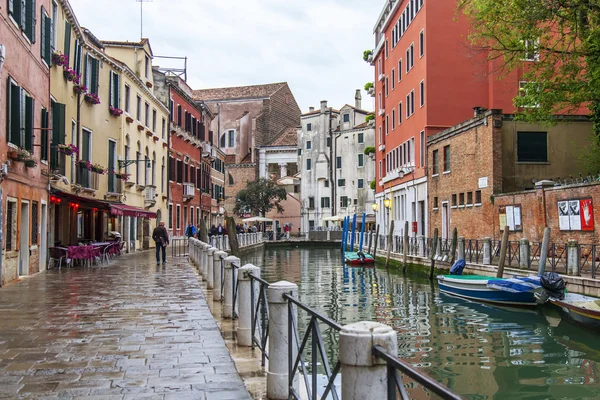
[{"left": 242, "top": 246, "right": 600, "bottom": 399}]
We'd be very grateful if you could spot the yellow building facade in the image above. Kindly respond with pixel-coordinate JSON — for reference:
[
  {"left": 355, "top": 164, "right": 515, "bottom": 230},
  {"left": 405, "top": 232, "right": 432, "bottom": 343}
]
[
  {"left": 102, "top": 40, "right": 169, "bottom": 252},
  {"left": 49, "top": 0, "right": 126, "bottom": 247}
]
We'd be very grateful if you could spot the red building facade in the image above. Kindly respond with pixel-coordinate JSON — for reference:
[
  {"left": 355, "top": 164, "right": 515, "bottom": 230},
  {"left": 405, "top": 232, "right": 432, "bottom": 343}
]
[
  {"left": 1, "top": 0, "right": 52, "bottom": 285},
  {"left": 372, "top": 0, "right": 551, "bottom": 239},
  {"left": 165, "top": 77, "right": 214, "bottom": 237}
]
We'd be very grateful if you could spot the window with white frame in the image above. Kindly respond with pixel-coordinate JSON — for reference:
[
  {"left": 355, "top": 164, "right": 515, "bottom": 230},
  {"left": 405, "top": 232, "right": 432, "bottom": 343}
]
[
  {"left": 420, "top": 80, "right": 425, "bottom": 107},
  {"left": 398, "top": 59, "right": 402, "bottom": 81},
  {"left": 385, "top": 115, "right": 389, "bottom": 135},
  {"left": 420, "top": 131, "right": 425, "bottom": 167},
  {"left": 391, "top": 69, "right": 395, "bottom": 90},
  {"left": 392, "top": 109, "right": 396, "bottom": 130},
  {"left": 523, "top": 39, "right": 540, "bottom": 61},
  {"left": 419, "top": 30, "right": 425, "bottom": 57},
  {"left": 357, "top": 154, "right": 364, "bottom": 167},
  {"left": 398, "top": 102, "right": 402, "bottom": 124}
]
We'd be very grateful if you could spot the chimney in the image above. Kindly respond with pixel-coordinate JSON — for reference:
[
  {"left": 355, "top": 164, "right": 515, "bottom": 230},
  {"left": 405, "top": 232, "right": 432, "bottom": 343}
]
[
  {"left": 320, "top": 100, "right": 328, "bottom": 113},
  {"left": 309, "top": 106, "right": 315, "bottom": 112},
  {"left": 355, "top": 89, "right": 362, "bottom": 109}
]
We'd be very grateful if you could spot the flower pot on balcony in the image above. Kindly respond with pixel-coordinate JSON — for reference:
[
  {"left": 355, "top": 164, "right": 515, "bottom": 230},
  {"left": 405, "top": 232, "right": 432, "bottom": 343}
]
[
  {"left": 24, "top": 159, "right": 37, "bottom": 168},
  {"left": 73, "top": 84, "right": 87, "bottom": 95},
  {"left": 84, "top": 93, "right": 101, "bottom": 105},
  {"left": 109, "top": 106, "right": 123, "bottom": 116},
  {"left": 90, "top": 166, "right": 105, "bottom": 174},
  {"left": 58, "top": 144, "right": 79, "bottom": 156},
  {"left": 7, "top": 150, "right": 18, "bottom": 160}
]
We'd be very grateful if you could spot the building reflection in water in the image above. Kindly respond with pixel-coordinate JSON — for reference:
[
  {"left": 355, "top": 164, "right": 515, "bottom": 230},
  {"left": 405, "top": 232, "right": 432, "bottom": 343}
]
[{"left": 242, "top": 247, "right": 600, "bottom": 399}]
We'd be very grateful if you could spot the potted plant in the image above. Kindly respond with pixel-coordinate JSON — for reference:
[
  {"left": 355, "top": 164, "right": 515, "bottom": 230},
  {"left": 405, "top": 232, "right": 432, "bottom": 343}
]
[
  {"left": 24, "top": 159, "right": 37, "bottom": 168},
  {"left": 365, "top": 114, "right": 375, "bottom": 123},
  {"left": 78, "top": 159, "right": 92, "bottom": 170},
  {"left": 52, "top": 52, "right": 69, "bottom": 67},
  {"left": 89, "top": 163, "right": 106, "bottom": 174},
  {"left": 109, "top": 106, "right": 123, "bottom": 116},
  {"left": 63, "top": 67, "right": 78, "bottom": 82},
  {"left": 364, "top": 82, "right": 374, "bottom": 91},
  {"left": 364, "top": 146, "right": 376, "bottom": 156},
  {"left": 114, "top": 172, "right": 130, "bottom": 181},
  {"left": 370, "top": 180, "right": 376, "bottom": 190},
  {"left": 12, "top": 149, "right": 31, "bottom": 162},
  {"left": 73, "top": 84, "right": 87, "bottom": 95},
  {"left": 363, "top": 49, "right": 373, "bottom": 63},
  {"left": 84, "top": 93, "right": 101, "bottom": 105},
  {"left": 58, "top": 144, "right": 79, "bottom": 156}
]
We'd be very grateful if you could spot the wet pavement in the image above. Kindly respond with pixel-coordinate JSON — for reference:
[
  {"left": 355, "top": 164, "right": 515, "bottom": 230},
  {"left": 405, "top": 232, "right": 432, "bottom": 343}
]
[{"left": 0, "top": 251, "right": 251, "bottom": 400}]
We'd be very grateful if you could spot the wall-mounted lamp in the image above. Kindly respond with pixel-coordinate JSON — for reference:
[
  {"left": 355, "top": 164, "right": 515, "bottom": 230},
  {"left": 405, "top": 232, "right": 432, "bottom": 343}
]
[
  {"left": 372, "top": 203, "right": 378, "bottom": 212},
  {"left": 384, "top": 198, "right": 391, "bottom": 209}
]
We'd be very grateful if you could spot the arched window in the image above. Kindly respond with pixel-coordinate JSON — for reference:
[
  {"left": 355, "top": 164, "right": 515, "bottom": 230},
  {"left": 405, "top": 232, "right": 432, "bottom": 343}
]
[{"left": 228, "top": 173, "right": 234, "bottom": 185}]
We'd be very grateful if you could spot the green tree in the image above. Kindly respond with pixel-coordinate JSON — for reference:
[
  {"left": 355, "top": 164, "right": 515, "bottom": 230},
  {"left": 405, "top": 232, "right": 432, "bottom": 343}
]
[
  {"left": 458, "top": 0, "right": 600, "bottom": 171},
  {"left": 234, "top": 178, "right": 288, "bottom": 217}
]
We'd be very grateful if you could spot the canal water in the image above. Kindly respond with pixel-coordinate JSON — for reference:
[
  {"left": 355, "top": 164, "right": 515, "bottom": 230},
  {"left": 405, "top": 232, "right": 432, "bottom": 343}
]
[{"left": 242, "top": 246, "right": 600, "bottom": 400}]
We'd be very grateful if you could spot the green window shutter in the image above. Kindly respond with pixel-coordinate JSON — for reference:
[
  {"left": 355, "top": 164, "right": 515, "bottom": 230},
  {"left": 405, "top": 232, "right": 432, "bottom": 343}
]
[
  {"left": 63, "top": 21, "right": 71, "bottom": 59},
  {"left": 19, "top": 0, "right": 25, "bottom": 27},
  {"left": 91, "top": 58, "right": 99, "bottom": 95},
  {"left": 40, "top": 9, "right": 45, "bottom": 61},
  {"left": 42, "top": 12, "right": 51, "bottom": 64},
  {"left": 25, "top": 0, "right": 36, "bottom": 43},
  {"left": 109, "top": 72, "right": 113, "bottom": 107},
  {"left": 8, "top": 0, "right": 14, "bottom": 17},
  {"left": 113, "top": 74, "right": 120, "bottom": 108},
  {"left": 25, "top": 96, "right": 34, "bottom": 151},
  {"left": 41, "top": 108, "right": 48, "bottom": 161},
  {"left": 84, "top": 53, "right": 89, "bottom": 87},
  {"left": 50, "top": 102, "right": 65, "bottom": 170},
  {"left": 19, "top": 88, "right": 26, "bottom": 147}
]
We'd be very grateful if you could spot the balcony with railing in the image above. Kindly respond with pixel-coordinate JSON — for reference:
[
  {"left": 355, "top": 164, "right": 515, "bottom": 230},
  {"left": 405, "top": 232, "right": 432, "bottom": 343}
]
[
  {"left": 144, "top": 186, "right": 157, "bottom": 207},
  {"left": 75, "top": 164, "right": 99, "bottom": 193}
]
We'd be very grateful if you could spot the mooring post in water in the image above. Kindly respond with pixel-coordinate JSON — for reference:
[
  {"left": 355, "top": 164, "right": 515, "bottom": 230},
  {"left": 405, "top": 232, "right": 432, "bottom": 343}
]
[
  {"left": 267, "top": 281, "right": 298, "bottom": 399},
  {"left": 359, "top": 213, "right": 366, "bottom": 252},
  {"left": 450, "top": 228, "right": 458, "bottom": 265},
  {"left": 385, "top": 220, "right": 395, "bottom": 268},
  {"left": 497, "top": 226, "right": 510, "bottom": 278},
  {"left": 403, "top": 221, "right": 409, "bottom": 272},
  {"left": 367, "top": 226, "right": 373, "bottom": 254},
  {"left": 429, "top": 228, "right": 439, "bottom": 280},
  {"left": 350, "top": 214, "right": 357, "bottom": 251},
  {"left": 373, "top": 225, "right": 380, "bottom": 259},
  {"left": 339, "top": 321, "right": 398, "bottom": 400},
  {"left": 538, "top": 227, "right": 551, "bottom": 275}
]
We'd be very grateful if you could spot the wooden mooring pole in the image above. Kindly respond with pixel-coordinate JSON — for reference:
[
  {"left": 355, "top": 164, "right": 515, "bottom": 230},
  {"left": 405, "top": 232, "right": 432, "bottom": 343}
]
[
  {"left": 496, "top": 226, "right": 510, "bottom": 278},
  {"left": 373, "top": 225, "right": 380, "bottom": 259},
  {"left": 429, "top": 228, "right": 439, "bottom": 281},
  {"left": 385, "top": 220, "right": 395, "bottom": 268},
  {"left": 402, "top": 221, "right": 409, "bottom": 273}
]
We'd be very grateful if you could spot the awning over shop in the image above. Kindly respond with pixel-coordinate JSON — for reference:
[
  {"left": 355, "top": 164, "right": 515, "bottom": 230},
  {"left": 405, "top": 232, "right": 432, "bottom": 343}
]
[
  {"left": 110, "top": 204, "right": 157, "bottom": 219},
  {"left": 50, "top": 188, "right": 111, "bottom": 210}
]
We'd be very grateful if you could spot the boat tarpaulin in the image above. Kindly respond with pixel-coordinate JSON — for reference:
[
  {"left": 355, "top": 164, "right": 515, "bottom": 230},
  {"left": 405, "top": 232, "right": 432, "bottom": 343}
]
[
  {"left": 110, "top": 204, "right": 157, "bottom": 219},
  {"left": 486, "top": 276, "right": 541, "bottom": 293}
]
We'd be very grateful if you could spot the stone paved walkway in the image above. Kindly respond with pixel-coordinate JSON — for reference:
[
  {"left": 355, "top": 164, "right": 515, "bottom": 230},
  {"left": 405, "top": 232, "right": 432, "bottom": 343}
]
[{"left": 0, "top": 251, "right": 251, "bottom": 400}]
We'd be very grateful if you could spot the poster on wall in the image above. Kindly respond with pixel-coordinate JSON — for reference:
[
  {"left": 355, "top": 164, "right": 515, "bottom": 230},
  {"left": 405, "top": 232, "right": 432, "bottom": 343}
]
[
  {"left": 558, "top": 201, "right": 570, "bottom": 231},
  {"left": 581, "top": 199, "right": 595, "bottom": 231},
  {"left": 558, "top": 198, "right": 594, "bottom": 231},
  {"left": 569, "top": 200, "right": 582, "bottom": 231},
  {"left": 498, "top": 205, "right": 522, "bottom": 231}
]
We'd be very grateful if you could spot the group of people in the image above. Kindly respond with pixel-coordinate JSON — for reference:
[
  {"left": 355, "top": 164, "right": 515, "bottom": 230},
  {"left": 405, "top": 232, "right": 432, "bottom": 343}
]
[
  {"left": 236, "top": 223, "right": 259, "bottom": 234},
  {"left": 184, "top": 223, "right": 226, "bottom": 238}
]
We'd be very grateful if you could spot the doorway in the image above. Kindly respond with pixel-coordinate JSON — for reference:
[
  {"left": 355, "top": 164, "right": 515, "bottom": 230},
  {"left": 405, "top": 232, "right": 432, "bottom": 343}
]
[
  {"left": 441, "top": 202, "right": 449, "bottom": 240},
  {"left": 19, "top": 202, "right": 30, "bottom": 276},
  {"left": 40, "top": 203, "right": 48, "bottom": 271}
]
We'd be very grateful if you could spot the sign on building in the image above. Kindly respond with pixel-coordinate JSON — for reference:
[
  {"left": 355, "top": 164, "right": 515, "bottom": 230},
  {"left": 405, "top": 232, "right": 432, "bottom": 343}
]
[
  {"left": 478, "top": 177, "right": 488, "bottom": 189},
  {"left": 498, "top": 205, "right": 522, "bottom": 231},
  {"left": 558, "top": 198, "right": 594, "bottom": 231}
]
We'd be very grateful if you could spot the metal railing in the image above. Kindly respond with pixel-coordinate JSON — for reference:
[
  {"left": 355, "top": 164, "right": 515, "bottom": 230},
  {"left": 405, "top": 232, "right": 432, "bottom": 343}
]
[
  {"left": 579, "top": 244, "right": 599, "bottom": 278},
  {"left": 171, "top": 237, "right": 188, "bottom": 257},
  {"left": 285, "top": 293, "right": 342, "bottom": 400},
  {"left": 373, "top": 345, "right": 462, "bottom": 400},
  {"left": 250, "top": 272, "right": 270, "bottom": 367}
]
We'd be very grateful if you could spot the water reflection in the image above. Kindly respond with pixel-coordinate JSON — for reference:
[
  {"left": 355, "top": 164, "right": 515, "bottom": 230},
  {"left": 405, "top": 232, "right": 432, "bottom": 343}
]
[{"left": 243, "top": 247, "right": 600, "bottom": 399}]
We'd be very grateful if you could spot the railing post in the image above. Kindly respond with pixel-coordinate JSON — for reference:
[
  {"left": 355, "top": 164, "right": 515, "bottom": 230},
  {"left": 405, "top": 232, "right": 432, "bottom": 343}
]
[
  {"left": 519, "top": 238, "right": 530, "bottom": 269},
  {"left": 458, "top": 237, "right": 465, "bottom": 261},
  {"left": 567, "top": 240, "right": 579, "bottom": 276},
  {"left": 419, "top": 235, "right": 426, "bottom": 257},
  {"left": 223, "top": 256, "right": 240, "bottom": 318},
  {"left": 224, "top": 235, "right": 229, "bottom": 251},
  {"left": 214, "top": 251, "right": 227, "bottom": 301},
  {"left": 339, "top": 321, "right": 398, "bottom": 400},
  {"left": 206, "top": 247, "right": 217, "bottom": 289},
  {"left": 201, "top": 243, "right": 210, "bottom": 278},
  {"left": 267, "top": 281, "right": 298, "bottom": 399},
  {"left": 483, "top": 238, "right": 492, "bottom": 265},
  {"left": 237, "top": 264, "right": 260, "bottom": 346}
]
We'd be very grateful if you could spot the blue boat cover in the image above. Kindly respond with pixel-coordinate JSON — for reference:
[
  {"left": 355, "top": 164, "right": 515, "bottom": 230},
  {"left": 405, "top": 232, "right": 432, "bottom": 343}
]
[
  {"left": 487, "top": 276, "right": 541, "bottom": 293},
  {"left": 450, "top": 259, "right": 466, "bottom": 275}
]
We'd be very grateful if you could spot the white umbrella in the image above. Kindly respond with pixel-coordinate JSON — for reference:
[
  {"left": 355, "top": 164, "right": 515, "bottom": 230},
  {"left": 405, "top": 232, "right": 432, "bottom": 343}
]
[
  {"left": 242, "top": 216, "right": 273, "bottom": 222},
  {"left": 322, "top": 215, "right": 346, "bottom": 222}
]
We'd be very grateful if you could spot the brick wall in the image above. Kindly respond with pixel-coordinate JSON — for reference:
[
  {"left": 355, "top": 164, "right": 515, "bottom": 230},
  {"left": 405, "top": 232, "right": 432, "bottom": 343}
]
[
  {"left": 224, "top": 164, "right": 258, "bottom": 215},
  {"left": 495, "top": 182, "right": 600, "bottom": 244},
  {"left": 428, "top": 113, "right": 502, "bottom": 239}
]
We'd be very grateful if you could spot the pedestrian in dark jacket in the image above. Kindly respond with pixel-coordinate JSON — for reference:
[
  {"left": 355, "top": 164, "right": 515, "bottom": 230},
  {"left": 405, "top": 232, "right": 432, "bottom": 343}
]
[{"left": 152, "top": 221, "right": 169, "bottom": 265}]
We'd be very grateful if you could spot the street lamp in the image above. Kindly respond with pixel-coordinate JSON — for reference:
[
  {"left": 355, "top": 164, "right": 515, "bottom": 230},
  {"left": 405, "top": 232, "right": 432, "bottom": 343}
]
[
  {"left": 372, "top": 203, "right": 378, "bottom": 212},
  {"left": 384, "top": 198, "right": 391, "bottom": 209}
]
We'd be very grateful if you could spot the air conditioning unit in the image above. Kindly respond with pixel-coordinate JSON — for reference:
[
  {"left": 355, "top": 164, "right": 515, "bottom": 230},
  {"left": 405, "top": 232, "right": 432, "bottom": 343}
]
[{"left": 144, "top": 186, "right": 156, "bottom": 202}]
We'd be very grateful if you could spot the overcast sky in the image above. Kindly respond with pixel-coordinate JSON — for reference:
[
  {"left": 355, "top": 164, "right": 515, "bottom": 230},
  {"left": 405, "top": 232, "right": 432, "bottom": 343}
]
[{"left": 70, "top": 0, "right": 381, "bottom": 112}]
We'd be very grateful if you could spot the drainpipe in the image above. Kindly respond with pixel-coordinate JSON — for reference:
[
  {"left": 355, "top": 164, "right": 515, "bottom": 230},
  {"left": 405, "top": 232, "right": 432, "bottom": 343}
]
[
  {"left": 329, "top": 107, "right": 336, "bottom": 216},
  {"left": 167, "top": 86, "right": 171, "bottom": 211}
]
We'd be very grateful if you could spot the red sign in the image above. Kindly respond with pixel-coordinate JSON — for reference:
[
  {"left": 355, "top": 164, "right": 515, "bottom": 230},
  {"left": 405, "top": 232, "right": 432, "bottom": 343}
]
[
  {"left": 580, "top": 198, "right": 594, "bottom": 231},
  {"left": 412, "top": 222, "right": 418, "bottom": 233}
]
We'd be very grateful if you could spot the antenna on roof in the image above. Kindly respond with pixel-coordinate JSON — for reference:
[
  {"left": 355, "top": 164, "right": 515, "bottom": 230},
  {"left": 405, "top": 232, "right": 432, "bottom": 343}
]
[{"left": 136, "top": 0, "right": 153, "bottom": 39}]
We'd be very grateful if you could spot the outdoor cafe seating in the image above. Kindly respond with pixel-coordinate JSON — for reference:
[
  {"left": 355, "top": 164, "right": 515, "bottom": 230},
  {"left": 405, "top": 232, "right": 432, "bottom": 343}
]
[{"left": 48, "top": 240, "right": 125, "bottom": 270}]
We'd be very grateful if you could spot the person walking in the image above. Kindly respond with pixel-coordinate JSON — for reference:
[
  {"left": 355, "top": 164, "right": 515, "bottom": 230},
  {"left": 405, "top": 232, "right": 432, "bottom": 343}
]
[
  {"left": 284, "top": 223, "right": 290, "bottom": 240},
  {"left": 152, "top": 221, "right": 170, "bottom": 265},
  {"left": 185, "top": 222, "right": 196, "bottom": 239}
]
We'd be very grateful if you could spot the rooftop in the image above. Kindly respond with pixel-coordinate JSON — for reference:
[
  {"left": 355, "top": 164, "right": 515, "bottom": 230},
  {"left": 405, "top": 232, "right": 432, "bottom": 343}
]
[
  {"left": 266, "top": 127, "right": 298, "bottom": 147},
  {"left": 192, "top": 82, "right": 288, "bottom": 102}
]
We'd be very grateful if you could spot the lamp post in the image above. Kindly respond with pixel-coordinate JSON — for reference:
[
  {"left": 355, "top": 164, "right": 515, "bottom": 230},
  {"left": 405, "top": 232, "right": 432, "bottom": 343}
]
[
  {"left": 371, "top": 203, "right": 378, "bottom": 232},
  {"left": 383, "top": 198, "right": 391, "bottom": 234}
]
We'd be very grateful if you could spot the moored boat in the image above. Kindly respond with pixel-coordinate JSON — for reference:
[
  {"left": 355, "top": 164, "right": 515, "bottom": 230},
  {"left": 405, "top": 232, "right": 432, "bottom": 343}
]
[
  {"left": 344, "top": 251, "right": 375, "bottom": 265},
  {"left": 547, "top": 293, "right": 600, "bottom": 332},
  {"left": 437, "top": 275, "right": 541, "bottom": 306}
]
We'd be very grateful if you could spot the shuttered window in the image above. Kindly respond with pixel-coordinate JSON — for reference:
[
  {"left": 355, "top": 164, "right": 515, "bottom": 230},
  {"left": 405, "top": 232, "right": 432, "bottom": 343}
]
[
  {"left": 24, "top": 0, "right": 36, "bottom": 43},
  {"left": 85, "top": 55, "right": 99, "bottom": 95},
  {"left": 40, "top": 7, "right": 51, "bottom": 64},
  {"left": 41, "top": 108, "right": 48, "bottom": 161},
  {"left": 31, "top": 202, "right": 38, "bottom": 245},
  {"left": 50, "top": 101, "right": 65, "bottom": 171},
  {"left": 109, "top": 71, "right": 120, "bottom": 108},
  {"left": 63, "top": 20, "right": 71, "bottom": 58},
  {"left": 6, "top": 79, "right": 34, "bottom": 151},
  {"left": 24, "top": 95, "right": 34, "bottom": 151}
]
